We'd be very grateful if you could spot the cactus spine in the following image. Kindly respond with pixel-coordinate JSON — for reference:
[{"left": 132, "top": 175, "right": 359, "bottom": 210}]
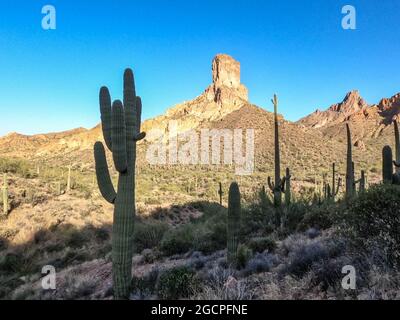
[
  {"left": 345, "top": 124, "right": 355, "bottom": 199},
  {"left": 284, "top": 168, "right": 291, "bottom": 205},
  {"left": 227, "top": 182, "right": 241, "bottom": 267},
  {"left": 2, "top": 173, "right": 8, "bottom": 216},
  {"left": 94, "top": 69, "right": 146, "bottom": 299},
  {"left": 218, "top": 182, "right": 223, "bottom": 205},
  {"left": 268, "top": 94, "right": 285, "bottom": 207}
]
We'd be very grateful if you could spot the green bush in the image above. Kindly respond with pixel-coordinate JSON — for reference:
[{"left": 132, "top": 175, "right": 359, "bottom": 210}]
[
  {"left": 298, "top": 202, "right": 340, "bottom": 231},
  {"left": 341, "top": 184, "right": 400, "bottom": 266},
  {"left": 236, "top": 244, "right": 253, "bottom": 269},
  {"left": 193, "top": 211, "right": 227, "bottom": 254},
  {"left": 248, "top": 237, "right": 277, "bottom": 253},
  {"left": 134, "top": 220, "right": 169, "bottom": 253},
  {"left": 157, "top": 266, "right": 199, "bottom": 299},
  {"left": 160, "top": 225, "right": 195, "bottom": 256}
]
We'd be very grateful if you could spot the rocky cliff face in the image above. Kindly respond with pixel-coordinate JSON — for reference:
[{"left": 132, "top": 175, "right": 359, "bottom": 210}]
[
  {"left": 142, "top": 54, "right": 249, "bottom": 140},
  {"left": 298, "top": 90, "right": 369, "bottom": 129}
]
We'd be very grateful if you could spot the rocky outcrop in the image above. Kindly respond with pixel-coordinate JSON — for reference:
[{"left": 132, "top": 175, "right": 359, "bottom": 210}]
[
  {"left": 298, "top": 90, "right": 369, "bottom": 129},
  {"left": 142, "top": 54, "right": 249, "bottom": 140},
  {"left": 205, "top": 54, "right": 248, "bottom": 106}
]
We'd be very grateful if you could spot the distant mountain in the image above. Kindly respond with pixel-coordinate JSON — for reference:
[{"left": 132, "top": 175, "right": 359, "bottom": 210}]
[{"left": 0, "top": 54, "right": 398, "bottom": 182}]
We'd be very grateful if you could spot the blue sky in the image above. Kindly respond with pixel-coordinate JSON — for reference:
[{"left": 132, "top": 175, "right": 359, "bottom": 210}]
[{"left": 0, "top": 0, "right": 399, "bottom": 135}]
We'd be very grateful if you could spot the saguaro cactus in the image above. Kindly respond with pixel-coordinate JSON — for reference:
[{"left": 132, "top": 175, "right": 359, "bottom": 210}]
[
  {"left": 227, "top": 182, "right": 241, "bottom": 266},
  {"left": 2, "top": 173, "right": 8, "bottom": 216},
  {"left": 268, "top": 94, "right": 286, "bottom": 207},
  {"left": 330, "top": 163, "right": 341, "bottom": 201},
  {"left": 382, "top": 146, "right": 394, "bottom": 183},
  {"left": 218, "top": 182, "right": 223, "bottom": 205},
  {"left": 94, "top": 69, "right": 146, "bottom": 299},
  {"left": 66, "top": 166, "right": 72, "bottom": 192},
  {"left": 394, "top": 120, "right": 400, "bottom": 174},
  {"left": 358, "top": 170, "right": 366, "bottom": 192},
  {"left": 284, "top": 168, "right": 291, "bottom": 205},
  {"left": 345, "top": 124, "right": 355, "bottom": 199}
]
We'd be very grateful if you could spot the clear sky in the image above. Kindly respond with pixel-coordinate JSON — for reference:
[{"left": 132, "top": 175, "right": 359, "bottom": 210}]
[{"left": 0, "top": 0, "right": 399, "bottom": 135}]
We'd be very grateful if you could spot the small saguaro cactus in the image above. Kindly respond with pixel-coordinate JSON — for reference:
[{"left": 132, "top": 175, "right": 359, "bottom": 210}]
[
  {"left": 394, "top": 120, "right": 400, "bottom": 174},
  {"left": 284, "top": 168, "right": 291, "bottom": 205},
  {"left": 227, "top": 182, "right": 241, "bottom": 267},
  {"left": 358, "top": 170, "right": 366, "bottom": 192},
  {"left": 218, "top": 182, "right": 223, "bottom": 205},
  {"left": 2, "top": 173, "right": 8, "bottom": 216},
  {"left": 66, "top": 165, "right": 72, "bottom": 192},
  {"left": 267, "top": 94, "right": 286, "bottom": 207},
  {"left": 383, "top": 145, "right": 393, "bottom": 183},
  {"left": 345, "top": 124, "right": 355, "bottom": 199},
  {"left": 94, "top": 68, "right": 146, "bottom": 299},
  {"left": 56, "top": 181, "right": 61, "bottom": 196}
]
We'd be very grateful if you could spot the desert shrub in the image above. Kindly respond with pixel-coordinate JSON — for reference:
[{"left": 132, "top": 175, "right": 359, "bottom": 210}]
[
  {"left": 236, "top": 244, "right": 252, "bottom": 270},
  {"left": 341, "top": 184, "right": 400, "bottom": 266},
  {"left": 131, "top": 267, "right": 159, "bottom": 297},
  {"left": 281, "top": 202, "right": 308, "bottom": 234},
  {"left": 0, "top": 158, "right": 33, "bottom": 178},
  {"left": 282, "top": 238, "right": 345, "bottom": 279},
  {"left": 0, "top": 251, "right": 35, "bottom": 275},
  {"left": 248, "top": 237, "right": 277, "bottom": 253},
  {"left": 134, "top": 220, "right": 169, "bottom": 253},
  {"left": 93, "top": 226, "right": 110, "bottom": 242},
  {"left": 193, "top": 213, "right": 227, "bottom": 254},
  {"left": 305, "top": 228, "right": 321, "bottom": 239},
  {"left": 64, "top": 228, "right": 90, "bottom": 249},
  {"left": 157, "top": 266, "right": 199, "bottom": 299},
  {"left": 160, "top": 224, "right": 195, "bottom": 256},
  {"left": 298, "top": 201, "right": 341, "bottom": 231},
  {"left": 241, "top": 252, "right": 279, "bottom": 276}
]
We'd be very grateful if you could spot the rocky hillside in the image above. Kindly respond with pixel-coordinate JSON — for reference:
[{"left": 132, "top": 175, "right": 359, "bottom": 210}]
[{"left": 0, "top": 54, "right": 398, "bottom": 182}]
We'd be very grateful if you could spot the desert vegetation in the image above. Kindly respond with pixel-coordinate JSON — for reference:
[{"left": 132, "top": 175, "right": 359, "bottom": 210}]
[{"left": 0, "top": 71, "right": 399, "bottom": 301}]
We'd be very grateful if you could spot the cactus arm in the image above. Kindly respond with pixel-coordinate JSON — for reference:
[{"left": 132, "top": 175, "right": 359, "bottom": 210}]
[
  {"left": 267, "top": 176, "right": 275, "bottom": 191},
  {"left": 94, "top": 141, "right": 116, "bottom": 204},
  {"left": 133, "top": 97, "right": 146, "bottom": 141},
  {"left": 111, "top": 100, "right": 128, "bottom": 173},
  {"left": 334, "top": 177, "right": 342, "bottom": 196},
  {"left": 123, "top": 69, "right": 137, "bottom": 141},
  {"left": 280, "top": 176, "right": 286, "bottom": 192},
  {"left": 394, "top": 161, "right": 400, "bottom": 168},
  {"left": 100, "top": 86, "right": 113, "bottom": 150}
]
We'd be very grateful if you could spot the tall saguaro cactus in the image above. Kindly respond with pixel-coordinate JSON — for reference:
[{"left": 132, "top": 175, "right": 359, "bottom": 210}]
[
  {"left": 2, "top": 173, "right": 8, "bottom": 216},
  {"left": 284, "top": 168, "right": 291, "bottom": 205},
  {"left": 94, "top": 69, "right": 146, "bottom": 299},
  {"left": 345, "top": 124, "right": 355, "bottom": 199},
  {"left": 268, "top": 94, "right": 286, "bottom": 207},
  {"left": 218, "top": 182, "right": 223, "bottom": 205},
  {"left": 331, "top": 163, "right": 341, "bottom": 201},
  {"left": 227, "top": 182, "right": 241, "bottom": 266},
  {"left": 394, "top": 120, "right": 400, "bottom": 174}
]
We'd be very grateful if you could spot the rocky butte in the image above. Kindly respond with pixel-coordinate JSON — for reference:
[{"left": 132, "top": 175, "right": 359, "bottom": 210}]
[{"left": 142, "top": 54, "right": 249, "bottom": 141}]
